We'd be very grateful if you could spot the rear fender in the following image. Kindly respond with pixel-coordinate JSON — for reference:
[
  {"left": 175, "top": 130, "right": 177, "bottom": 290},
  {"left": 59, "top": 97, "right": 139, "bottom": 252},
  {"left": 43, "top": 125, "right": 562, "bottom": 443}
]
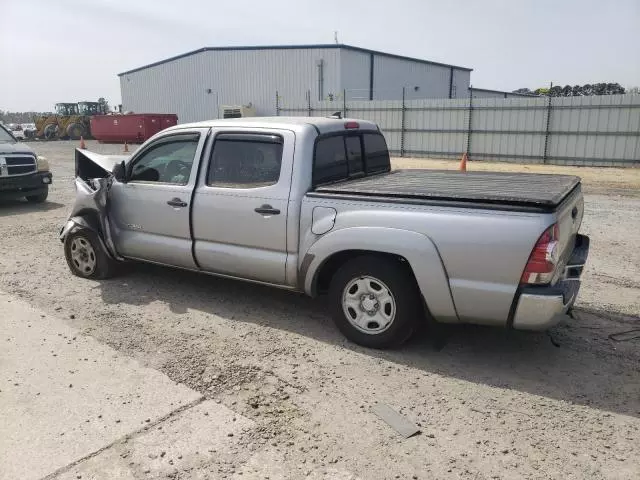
[{"left": 303, "top": 227, "right": 459, "bottom": 323}]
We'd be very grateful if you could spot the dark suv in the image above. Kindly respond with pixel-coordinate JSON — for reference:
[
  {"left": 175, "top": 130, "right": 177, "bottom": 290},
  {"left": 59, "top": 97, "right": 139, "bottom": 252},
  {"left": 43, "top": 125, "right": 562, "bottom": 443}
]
[{"left": 0, "top": 124, "right": 52, "bottom": 203}]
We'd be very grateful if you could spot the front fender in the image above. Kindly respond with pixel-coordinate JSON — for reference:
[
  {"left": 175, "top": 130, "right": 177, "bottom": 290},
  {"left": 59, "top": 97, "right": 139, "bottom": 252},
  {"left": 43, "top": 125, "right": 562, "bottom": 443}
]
[
  {"left": 59, "top": 216, "right": 117, "bottom": 261},
  {"left": 303, "top": 227, "right": 459, "bottom": 323},
  {"left": 59, "top": 177, "right": 123, "bottom": 261},
  {"left": 59, "top": 216, "right": 96, "bottom": 242}
]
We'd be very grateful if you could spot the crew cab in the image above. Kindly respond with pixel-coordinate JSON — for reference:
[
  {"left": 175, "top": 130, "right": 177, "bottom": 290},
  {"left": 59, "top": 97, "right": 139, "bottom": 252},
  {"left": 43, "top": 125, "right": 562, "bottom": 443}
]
[
  {"left": 0, "top": 123, "right": 52, "bottom": 203},
  {"left": 61, "top": 117, "right": 589, "bottom": 348}
]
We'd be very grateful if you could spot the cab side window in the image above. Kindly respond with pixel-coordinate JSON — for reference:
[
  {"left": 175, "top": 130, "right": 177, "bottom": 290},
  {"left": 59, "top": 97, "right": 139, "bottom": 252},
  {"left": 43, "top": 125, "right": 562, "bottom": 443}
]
[
  {"left": 129, "top": 134, "right": 200, "bottom": 184},
  {"left": 207, "top": 133, "right": 283, "bottom": 188}
]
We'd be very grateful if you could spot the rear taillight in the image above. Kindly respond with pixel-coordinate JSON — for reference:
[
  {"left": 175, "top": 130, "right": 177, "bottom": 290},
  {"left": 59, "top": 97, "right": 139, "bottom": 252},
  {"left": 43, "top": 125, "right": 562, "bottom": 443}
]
[{"left": 521, "top": 224, "right": 560, "bottom": 285}]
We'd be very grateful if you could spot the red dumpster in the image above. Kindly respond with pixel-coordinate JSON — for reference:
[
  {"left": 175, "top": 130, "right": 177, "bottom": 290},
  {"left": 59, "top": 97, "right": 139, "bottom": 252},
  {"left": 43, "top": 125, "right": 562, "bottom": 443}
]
[{"left": 90, "top": 114, "right": 178, "bottom": 143}]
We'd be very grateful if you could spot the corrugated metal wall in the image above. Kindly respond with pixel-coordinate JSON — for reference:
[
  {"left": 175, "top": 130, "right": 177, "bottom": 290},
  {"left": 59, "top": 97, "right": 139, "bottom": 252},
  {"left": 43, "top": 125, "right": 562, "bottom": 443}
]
[
  {"left": 121, "top": 48, "right": 342, "bottom": 122},
  {"left": 120, "top": 53, "right": 219, "bottom": 123},
  {"left": 340, "top": 49, "right": 371, "bottom": 100},
  {"left": 372, "top": 55, "right": 452, "bottom": 100},
  {"left": 120, "top": 47, "right": 470, "bottom": 121},
  {"left": 281, "top": 94, "right": 640, "bottom": 167},
  {"left": 452, "top": 69, "right": 470, "bottom": 98}
]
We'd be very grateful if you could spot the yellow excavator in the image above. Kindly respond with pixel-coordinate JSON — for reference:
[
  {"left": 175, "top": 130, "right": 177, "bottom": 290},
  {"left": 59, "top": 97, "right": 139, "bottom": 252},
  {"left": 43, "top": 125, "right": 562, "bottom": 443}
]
[{"left": 33, "top": 101, "right": 107, "bottom": 140}]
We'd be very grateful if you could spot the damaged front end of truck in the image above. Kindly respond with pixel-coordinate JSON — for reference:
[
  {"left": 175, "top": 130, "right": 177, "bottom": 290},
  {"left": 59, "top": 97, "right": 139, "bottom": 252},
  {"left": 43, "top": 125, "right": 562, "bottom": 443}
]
[{"left": 59, "top": 148, "right": 128, "bottom": 262}]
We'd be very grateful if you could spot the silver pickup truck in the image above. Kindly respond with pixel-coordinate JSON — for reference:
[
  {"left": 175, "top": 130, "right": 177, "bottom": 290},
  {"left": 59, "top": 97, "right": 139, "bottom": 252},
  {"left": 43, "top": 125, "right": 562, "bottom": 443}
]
[{"left": 61, "top": 117, "right": 589, "bottom": 348}]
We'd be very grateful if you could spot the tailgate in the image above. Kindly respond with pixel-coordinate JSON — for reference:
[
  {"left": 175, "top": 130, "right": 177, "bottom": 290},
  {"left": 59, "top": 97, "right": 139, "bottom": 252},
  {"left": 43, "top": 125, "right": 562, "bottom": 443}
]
[{"left": 554, "top": 186, "right": 585, "bottom": 273}]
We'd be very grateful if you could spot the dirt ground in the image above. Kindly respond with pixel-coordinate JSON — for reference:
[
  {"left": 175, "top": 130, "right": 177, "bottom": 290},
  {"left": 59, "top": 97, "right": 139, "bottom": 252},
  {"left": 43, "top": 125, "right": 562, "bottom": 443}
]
[{"left": 1, "top": 140, "right": 639, "bottom": 479}]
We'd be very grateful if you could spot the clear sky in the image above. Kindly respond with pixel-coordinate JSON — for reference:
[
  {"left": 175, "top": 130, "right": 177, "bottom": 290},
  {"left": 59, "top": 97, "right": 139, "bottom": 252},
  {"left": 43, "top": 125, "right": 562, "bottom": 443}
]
[{"left": 1, "top": 0, "right": 638, "bottom": 111}]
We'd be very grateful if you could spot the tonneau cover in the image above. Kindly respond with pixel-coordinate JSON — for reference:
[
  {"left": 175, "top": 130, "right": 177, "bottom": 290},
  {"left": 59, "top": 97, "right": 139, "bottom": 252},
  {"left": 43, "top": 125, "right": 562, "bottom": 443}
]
[{"left": 314, "top": 170, "right": 581, "bottom": 210}]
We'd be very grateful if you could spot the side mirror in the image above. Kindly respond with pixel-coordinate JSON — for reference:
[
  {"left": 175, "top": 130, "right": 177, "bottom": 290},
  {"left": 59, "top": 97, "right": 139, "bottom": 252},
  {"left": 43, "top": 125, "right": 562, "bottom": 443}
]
[{"left": 112, "top": 161, "right": 126, "bottom": 182}]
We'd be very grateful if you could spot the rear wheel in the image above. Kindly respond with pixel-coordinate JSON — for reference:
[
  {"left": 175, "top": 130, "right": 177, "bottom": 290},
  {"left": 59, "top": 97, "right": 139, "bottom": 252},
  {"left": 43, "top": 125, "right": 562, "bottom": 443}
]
[
  {"left": 64, "top": 230, "right": 117, "bottom": 279},
  {"left": 66, "top": 122, "right": 86, "bottom": 140},
  {"left": 26, "top": 187, "right": 48, "bottom": 203},
  {"left": 328, "top": 255, "right": 421, "bottom": 348}
]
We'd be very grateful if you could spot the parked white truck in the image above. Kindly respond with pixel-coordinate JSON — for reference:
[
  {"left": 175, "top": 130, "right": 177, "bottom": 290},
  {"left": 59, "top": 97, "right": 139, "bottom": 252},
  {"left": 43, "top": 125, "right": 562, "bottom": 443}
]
[{"left": 61, "top": 117, "right": 589, "bottom": 348}]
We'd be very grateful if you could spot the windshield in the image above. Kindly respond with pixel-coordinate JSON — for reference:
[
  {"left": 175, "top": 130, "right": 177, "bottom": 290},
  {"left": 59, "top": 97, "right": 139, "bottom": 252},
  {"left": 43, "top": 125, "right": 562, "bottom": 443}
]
[
  {"left": 78, "top": 103, "right": 101, "bottom": 115},
  {"left": 55, "top": 104, "right": 79, "bottom": 116},
  {"left": 0, "top": 125, "right": 17, "bottom": 143}
]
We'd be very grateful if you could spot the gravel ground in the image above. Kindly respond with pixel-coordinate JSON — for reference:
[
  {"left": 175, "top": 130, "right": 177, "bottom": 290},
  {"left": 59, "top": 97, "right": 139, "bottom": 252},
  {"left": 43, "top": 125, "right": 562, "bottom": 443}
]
[{"left": 1, "top": 140, "right": 639, "bottom": 479}]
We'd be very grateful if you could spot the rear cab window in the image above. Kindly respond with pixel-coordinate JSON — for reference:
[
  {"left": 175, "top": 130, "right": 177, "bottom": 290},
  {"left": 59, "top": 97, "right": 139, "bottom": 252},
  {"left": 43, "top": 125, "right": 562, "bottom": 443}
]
[{"left": 313, "top": 131, "right": 390, "bottom": 187}]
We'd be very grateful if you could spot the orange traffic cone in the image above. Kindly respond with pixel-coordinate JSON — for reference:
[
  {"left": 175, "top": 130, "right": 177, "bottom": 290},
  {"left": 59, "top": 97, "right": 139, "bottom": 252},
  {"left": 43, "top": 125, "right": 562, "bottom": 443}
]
[
  {"left": 79, "top": 136, "right": 86, "bottom": 149},
  {"left": 459, "top": 152, "right": 468, "bottom": 172},
  {"left": 123, "top": 142, "right": 129, "bottom": 153}
]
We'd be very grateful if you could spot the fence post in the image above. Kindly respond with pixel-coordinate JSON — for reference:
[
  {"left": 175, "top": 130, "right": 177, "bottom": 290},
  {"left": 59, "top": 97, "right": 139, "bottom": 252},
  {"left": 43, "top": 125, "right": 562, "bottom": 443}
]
[
  {"left": 466, "top": 86, "right": 473, "bottom": 157},
  {"left": 343, "top": 89, "right": 347, "bottom": 118},
  {"left": 542, "top": 95, "right": 552, "bottom": 163},
  {"left": 275, "top": 91, "right": 280, "bottom": 116},
  {"left": 400, "top": 87, "right": 406, "bottom": 157}
]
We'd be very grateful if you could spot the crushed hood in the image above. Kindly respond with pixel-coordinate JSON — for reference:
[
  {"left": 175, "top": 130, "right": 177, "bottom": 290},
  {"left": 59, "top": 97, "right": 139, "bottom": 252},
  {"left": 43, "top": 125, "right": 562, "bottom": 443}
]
[{"left": 75, "top": 148, "right": 129, "bottom": 180}]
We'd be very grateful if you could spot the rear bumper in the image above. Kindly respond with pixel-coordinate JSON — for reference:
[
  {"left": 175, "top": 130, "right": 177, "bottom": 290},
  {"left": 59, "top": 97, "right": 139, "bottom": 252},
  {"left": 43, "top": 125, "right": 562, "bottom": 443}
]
[
  {"left": 512, "top": 234, "right": 590, "bottom": 330},
  {"left": 0, "top": 172, "right": 52, "bottom": 200}
]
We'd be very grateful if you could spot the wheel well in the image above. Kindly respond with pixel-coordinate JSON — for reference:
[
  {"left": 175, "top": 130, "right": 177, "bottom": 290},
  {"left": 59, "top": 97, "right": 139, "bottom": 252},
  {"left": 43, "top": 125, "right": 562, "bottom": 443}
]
[
  {"left": 314, "top": 250, "right": 411, "bottom": 295},
  {"left": 71, "top": 210, "right": 102, "bottom": 233}
]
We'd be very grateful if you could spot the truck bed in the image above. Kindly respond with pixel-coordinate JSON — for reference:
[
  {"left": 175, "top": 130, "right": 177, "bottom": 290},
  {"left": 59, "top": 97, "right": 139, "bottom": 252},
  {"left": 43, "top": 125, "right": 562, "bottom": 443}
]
[{"left": 312, "top": 170, "right": 581, "bottom": 212}]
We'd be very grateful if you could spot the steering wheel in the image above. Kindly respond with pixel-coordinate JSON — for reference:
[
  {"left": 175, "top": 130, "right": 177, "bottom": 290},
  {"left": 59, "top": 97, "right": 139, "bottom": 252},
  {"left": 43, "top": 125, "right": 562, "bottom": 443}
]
[{"left": 165, "top": 160, "right": 190, "bottom": 182}]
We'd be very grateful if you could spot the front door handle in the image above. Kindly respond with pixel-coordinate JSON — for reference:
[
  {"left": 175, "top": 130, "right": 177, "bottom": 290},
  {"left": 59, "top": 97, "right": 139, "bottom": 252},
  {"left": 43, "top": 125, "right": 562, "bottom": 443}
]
[
  {"left": 167, "top": 198, "right": 188, "bottom": 208},
  {"left": 254, "top": 204, "right": 280, "bottom": 215}
]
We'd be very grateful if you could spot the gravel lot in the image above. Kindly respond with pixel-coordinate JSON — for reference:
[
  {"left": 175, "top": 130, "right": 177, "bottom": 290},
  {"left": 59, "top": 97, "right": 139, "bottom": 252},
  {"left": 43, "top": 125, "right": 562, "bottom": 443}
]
[{"left": 1, "top": 140, "right": 639, "bottom": 479}]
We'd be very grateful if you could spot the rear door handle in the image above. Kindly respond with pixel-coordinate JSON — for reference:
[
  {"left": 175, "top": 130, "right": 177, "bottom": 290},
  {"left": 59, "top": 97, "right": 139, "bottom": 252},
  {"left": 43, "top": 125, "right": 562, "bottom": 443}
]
[
  {"left": 167, "top": 198, "right": 188, "bottom": 208},
  {"left": 254, "top": 204, "right": 280, "bottom": 215}
]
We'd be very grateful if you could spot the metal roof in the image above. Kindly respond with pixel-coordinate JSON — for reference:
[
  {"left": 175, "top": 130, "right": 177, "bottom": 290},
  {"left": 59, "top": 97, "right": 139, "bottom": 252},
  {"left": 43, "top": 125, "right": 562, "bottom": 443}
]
[
  {"left": 472, "top": 87, "right": 537, "bottom": 97},
  {"left": 118, "top": 44, "right": 472, "bottom": 76}
]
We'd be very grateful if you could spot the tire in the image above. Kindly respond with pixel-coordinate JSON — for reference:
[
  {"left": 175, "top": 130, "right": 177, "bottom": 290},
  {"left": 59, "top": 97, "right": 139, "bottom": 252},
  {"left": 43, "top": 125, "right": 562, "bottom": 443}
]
[
  {"left": 66, "top": 122, "right": 86, "bottom": 140},
  {"left": 44, "top": 123, "right": 58, "bottom": 140},
  {"left": 64, "top": 229, "right": 117, "bottom": 279},
  {"left": 328, "top": 255, "right": 421, "bottom": 349},
  {"left": 26, "top": 187, "right": 48, "bottom": 203}
]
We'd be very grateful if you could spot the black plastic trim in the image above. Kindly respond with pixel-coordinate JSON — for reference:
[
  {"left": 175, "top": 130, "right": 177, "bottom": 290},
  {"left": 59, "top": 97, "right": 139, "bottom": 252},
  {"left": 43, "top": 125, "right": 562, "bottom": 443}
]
[
  {"left": 216, "top": 133, "right": 283, "bottom": 144},
  {"left": 188, "top": 129, "right": 213, "bottom": 270},
  {"left": 448, "top": 67, "right": 454, "bottom": 99},
  {"left": 369, "top": 53, "right": 375, "bottom": 101}
]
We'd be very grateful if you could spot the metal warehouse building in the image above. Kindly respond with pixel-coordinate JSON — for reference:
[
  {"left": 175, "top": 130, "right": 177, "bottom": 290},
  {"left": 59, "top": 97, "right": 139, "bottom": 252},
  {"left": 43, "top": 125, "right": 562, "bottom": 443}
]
[{"left": 119, "top": 44, "right": 472, "bottom": 123}]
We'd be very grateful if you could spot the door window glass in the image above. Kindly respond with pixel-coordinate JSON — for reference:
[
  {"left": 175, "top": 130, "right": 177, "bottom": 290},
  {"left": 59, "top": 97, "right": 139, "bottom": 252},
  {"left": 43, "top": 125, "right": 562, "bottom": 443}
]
[
  {"left": 207, "top": 134, "right": 283, "bottom": 188},
  {"left": 129, "top": 134, "right": 200, "bottom": 184}
]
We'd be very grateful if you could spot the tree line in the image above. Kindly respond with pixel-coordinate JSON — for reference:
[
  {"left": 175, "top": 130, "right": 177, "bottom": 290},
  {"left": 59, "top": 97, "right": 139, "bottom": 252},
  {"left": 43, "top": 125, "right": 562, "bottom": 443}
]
[
  {"left": 512, "top": 83, "right": 638, "bottom": 97},
  {"left": 0, "top": 111, "right": 50, "bottom": 124}
]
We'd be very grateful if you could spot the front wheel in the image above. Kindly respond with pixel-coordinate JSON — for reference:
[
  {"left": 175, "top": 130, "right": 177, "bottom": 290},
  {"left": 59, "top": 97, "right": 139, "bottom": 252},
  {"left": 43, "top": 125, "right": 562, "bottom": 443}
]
[
  {"left": 328, "top": 255, "right": 421, "bottom": 349},
  {"left": 64, "top": 230, "right": 117, "bottom": 279},
  {"left": 26, "top": 187, "right": 48, "bottom": 203}
]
